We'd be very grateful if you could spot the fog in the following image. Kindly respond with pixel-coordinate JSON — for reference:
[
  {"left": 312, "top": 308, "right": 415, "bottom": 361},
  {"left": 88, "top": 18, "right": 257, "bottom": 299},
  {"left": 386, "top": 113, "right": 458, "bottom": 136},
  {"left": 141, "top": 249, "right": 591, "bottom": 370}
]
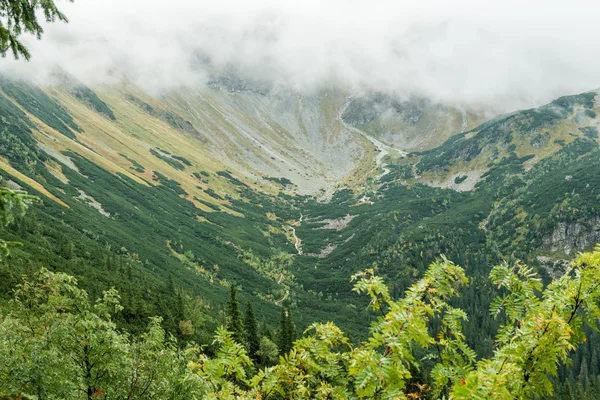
[{"left": 3, "top": 0, "right": 600, "bottom": 111}]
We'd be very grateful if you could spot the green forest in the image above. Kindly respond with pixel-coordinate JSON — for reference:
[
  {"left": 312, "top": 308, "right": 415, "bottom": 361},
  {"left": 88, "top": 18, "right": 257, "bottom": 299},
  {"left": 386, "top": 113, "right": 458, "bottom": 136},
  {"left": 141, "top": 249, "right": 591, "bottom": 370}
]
[
  {"left": 2, "top": 85, "right": 600, "bottom": 398},
  {"left": 3, "top": 165, "right": 600, "bottom": 399}
]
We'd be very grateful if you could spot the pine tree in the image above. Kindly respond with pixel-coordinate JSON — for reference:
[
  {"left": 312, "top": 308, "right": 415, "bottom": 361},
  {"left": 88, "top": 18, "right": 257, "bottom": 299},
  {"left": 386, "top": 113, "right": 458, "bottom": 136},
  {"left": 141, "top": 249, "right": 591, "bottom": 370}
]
[
  {"left": 225, "top": 283, "right": 244, "bottom": 344},
  {"left": 286, "top": 308, "right": 296, "bottom": 347},
  {"left": 167, "top": 273, "right": 175, "bottom": 294},
  {"left": 175, "top": 292, "right": 185, "bottom": 323},
  {"left": 127, "top": 263, "right": 133, "bottom": 280},
  {"left": 591, "top": 349, "right": 599, "bottom": 377},
  {"left": 276, "top": 307, "right": 288, "bottom": 356},
  {"left": 58, "top": 233, "right": 74, "bottom": 259},
  {"left": 244, "top": 301, "right": 260, "bottom": 364},
  {"left": 276, "top": 307, "right": 295, "bottom": 356},
  {"left": 261, "top": 319, "right": 273, "bottom": 340},
  {"left": 588, "top": 376, "right": 600, "bottom": 399},
  {"left": 581, "top": 358, "right": 590, "bottom": 392}
]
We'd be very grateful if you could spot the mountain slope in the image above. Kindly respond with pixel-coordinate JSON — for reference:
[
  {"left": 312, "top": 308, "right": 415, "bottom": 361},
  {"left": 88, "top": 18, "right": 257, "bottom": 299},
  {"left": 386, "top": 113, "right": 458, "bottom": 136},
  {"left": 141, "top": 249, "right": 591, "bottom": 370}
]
[
  {"left": 2, "top": 73, "right": 600, "bottom": 344},
  {"left": 341, "top": 92, "right": 488, "bottom": 151},
  {"left": 412, "top": 91, "right": 600, "bottom": 190}
]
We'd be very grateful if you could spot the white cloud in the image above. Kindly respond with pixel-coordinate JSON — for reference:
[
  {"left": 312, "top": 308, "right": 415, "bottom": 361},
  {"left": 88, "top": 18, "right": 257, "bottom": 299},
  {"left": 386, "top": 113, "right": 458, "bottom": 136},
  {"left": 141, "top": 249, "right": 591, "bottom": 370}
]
[{"left": 3, "top": 0, "right": 600, "bottom": 111}]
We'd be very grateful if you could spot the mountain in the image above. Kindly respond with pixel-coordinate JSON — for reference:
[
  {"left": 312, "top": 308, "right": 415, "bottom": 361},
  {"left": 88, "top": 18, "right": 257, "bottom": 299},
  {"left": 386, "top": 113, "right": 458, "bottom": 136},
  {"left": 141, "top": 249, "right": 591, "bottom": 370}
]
[
  {"left": 1, "top": 71, "right": 600, "bottom": 347},
  {"left": 412, "top": 91, "right": 599, "bottom": 188},
  {"left": 341, "top": 92, "right": 487, "bottom": 151},
  {"left": 3, "top": 71, "right": 600, "bottom": 397}
]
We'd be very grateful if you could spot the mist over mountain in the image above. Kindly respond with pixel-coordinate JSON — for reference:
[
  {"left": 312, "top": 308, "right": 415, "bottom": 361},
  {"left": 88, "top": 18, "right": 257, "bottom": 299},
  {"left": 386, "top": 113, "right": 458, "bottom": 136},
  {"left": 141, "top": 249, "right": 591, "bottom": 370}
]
[{"left": 3, "top": 0, "right": 600, "bottom": 112}]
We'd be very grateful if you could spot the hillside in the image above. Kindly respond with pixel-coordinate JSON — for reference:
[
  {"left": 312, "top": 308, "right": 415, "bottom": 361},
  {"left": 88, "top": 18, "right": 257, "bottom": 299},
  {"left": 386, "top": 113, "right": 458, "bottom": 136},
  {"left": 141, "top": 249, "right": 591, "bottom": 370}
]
[
  {"left": 2, "top": 74, "right": 600, "bottom": 397},
  {"left": 1, "top": 72, "right": 599, "bottom": 314},
  {"left": 341, "top": 92, "right": 487, "bottom": 151},
  {"left": 412, "top": 91, "right": 600, "bottom": 190}
]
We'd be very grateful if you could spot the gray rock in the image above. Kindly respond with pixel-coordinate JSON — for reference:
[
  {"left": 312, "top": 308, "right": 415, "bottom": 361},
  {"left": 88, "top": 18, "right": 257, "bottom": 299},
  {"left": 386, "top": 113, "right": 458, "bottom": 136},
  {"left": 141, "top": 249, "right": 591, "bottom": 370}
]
[{"left": 542, "top": 217, "right": 600, "bottom": 254}]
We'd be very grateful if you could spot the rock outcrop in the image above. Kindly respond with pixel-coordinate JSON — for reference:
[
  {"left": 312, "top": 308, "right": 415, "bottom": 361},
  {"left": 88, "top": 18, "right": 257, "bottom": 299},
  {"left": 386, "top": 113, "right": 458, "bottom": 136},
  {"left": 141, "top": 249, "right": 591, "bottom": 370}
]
[{"left": 542, "top": 217, "right": 600, "bottom": 255}]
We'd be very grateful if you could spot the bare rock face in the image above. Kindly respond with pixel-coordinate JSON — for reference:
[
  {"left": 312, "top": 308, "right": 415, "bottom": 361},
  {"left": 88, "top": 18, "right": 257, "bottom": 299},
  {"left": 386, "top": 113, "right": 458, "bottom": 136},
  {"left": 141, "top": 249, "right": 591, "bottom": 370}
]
[
  {"left": 3, "top": 180, "right": 22, "bottom": 190},
  {"left": 542, "top": 217, "right": 600, "bottom": 254},
  {"left": 340, "top": 93, "right": 487, "bottom": 151},
  {"left": 536, "top": 256, "right": 571, "bottom": 279}
]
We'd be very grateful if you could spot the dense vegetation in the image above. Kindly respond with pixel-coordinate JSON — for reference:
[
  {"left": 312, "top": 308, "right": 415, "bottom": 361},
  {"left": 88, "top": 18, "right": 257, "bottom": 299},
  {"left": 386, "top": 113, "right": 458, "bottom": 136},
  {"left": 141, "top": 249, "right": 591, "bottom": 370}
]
[
  {"left": 1, "top": 76, "right": 600, "bottom": 398},
  {"left": 3, "top": 191, "right": 600, "bottom": 398},
  {"left": 2, "top": 3, "right": 600, "bottom": 397}
]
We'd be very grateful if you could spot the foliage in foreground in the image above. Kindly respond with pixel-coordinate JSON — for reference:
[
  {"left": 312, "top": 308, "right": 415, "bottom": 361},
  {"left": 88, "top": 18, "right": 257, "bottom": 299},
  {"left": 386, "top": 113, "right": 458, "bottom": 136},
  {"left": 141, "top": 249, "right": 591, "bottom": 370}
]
[
  {"left": 0, "top": 0, "right": 73, "bottom": 60},
  {"left": 0, "top": 188, "right": 36, "bottom": 258},
  {"left": 2, "top": 248, "right": 600, "bottom": 399}
]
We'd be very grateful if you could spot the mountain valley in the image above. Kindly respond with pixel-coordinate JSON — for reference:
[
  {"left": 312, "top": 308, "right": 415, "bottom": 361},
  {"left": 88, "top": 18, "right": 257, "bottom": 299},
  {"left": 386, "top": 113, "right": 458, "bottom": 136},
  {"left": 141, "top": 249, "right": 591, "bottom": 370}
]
[{"left": 2, "top": 71, "right": 600, "bottom": 397}]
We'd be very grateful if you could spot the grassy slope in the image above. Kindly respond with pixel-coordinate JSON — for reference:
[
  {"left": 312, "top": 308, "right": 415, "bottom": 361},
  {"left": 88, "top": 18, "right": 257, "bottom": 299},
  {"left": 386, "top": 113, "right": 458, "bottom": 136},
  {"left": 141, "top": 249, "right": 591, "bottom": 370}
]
[
  {"left": 0, "top": 79, "right": 313, "bottom": 334},
  {"left": 413, "top": 91, "right": 600, "bottom": 186},
  {"left": 0, "top": 77, "right": 397, "bottom": 340},
  {"left": 3, "top": 78, "right": 600, "bottom": 342}
]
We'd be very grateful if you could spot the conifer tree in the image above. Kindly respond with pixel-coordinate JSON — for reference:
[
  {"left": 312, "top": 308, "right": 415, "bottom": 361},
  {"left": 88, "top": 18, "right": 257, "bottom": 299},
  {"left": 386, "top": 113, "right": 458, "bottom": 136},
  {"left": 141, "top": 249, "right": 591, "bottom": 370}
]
[
  {"left": 276, "top": 307, "right": 288, "bottom": 356},
  {"left": 581, "top": 359, "right": 590, "bottom": 392},
  {"left": 175, "top": 292, "right": 185, "bottom": 324},
  {"left": 225, "top": 283, "right": 244, "bottom": 345},
  {"left": 260, "top": 319, "right": 273, "bottom": 340},
  {"left": 0, "top": 0, "right": 73, "bottom": 60},
  {"left": 276, "top": 307, "right": 295, "bottom": 356},
  {"left": 286, "top": 307, "right": 296, "bottom": 346},
  {"left": 244, "top": 301, "right": 260, "bottom": 364},
  {"left": 591, "top": 349, "right": 599, "bottom": 377},
  {"left": 167, "top": 273, "right": 175, "bottom": 294}
]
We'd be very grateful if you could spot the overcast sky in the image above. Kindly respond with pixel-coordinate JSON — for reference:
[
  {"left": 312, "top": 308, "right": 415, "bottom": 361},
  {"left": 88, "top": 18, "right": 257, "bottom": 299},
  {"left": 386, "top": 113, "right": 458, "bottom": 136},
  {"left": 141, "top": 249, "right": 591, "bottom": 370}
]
[{"left": 3, "top": 0, "right": 600, "bottom": 111}]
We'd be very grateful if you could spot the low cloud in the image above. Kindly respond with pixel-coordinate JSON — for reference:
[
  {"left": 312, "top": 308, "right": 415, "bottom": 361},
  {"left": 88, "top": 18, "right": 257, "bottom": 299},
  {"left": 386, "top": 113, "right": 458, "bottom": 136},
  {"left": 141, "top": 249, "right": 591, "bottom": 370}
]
[{"left": 3, "top": 0, "right": 600, "bottom": 111}]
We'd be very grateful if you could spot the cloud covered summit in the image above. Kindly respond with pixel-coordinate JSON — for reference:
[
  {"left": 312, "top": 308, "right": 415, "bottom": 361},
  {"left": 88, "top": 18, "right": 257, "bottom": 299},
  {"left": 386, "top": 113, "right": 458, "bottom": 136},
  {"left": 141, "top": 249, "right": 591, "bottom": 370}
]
[{"left": 4, "top": 0, "right": 600, "bottom": 111}]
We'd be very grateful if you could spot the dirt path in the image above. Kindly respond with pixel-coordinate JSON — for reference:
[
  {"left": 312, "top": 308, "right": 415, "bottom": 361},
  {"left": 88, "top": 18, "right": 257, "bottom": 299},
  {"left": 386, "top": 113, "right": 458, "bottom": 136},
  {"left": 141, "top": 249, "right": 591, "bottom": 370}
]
[
  {"left": 290, "top": 212, "right": 303, "bottom": 255},
  {"left": 276, "top": 288, "right": 290, "bottom": 305}
]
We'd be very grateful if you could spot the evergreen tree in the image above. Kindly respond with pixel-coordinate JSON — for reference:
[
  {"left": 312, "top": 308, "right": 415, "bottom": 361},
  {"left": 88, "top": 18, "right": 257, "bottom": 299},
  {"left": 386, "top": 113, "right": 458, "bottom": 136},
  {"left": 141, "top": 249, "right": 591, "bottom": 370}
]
[
  {"left": 588, "top": 377, "right": 600, "bottom": 399},
  {"left": 276, "top": 307, "right": 295, "bottom": 356},
  {"left": 176, "top": 292, "right": 185, "bottom": 322},
  {"left": 244, "top": 301, "right": 260, "bottom": 364},
  {"left": 59, "top": 237, "right": 75, "bottom": 259},
  {"left": 591, "top": 349, "right": 599, "bottom": 377},
  {"left": 261, "top": 319, "right": 273, "bottom": 340},
  {"left": 581, "top": 358, "right": 590, "bottom": 392},
  {"left": 0, "top": 0, "right": 72, "bottom": 60},
  {"left": 286, "top": 308, "right": 296, "bottom": 346},
  {"left": 225, "top": 283, "right": 244, "bottom": 345},
  {"left": 276, "top": 307, "right": 288, "bottom": 356},
  {"left": 167, "top": 273, "right": 175, "bottom": 294}
]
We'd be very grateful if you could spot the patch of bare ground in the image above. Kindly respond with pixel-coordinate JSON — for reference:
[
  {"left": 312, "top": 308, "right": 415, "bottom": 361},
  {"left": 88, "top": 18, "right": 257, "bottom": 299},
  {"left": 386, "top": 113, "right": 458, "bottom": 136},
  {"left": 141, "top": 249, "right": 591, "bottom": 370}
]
[
  {"left": 315, "top": 214, "right": 355, "bottom": 230},
  {"left": 307, "top": 244, "right": 337, "bottom": 258}
]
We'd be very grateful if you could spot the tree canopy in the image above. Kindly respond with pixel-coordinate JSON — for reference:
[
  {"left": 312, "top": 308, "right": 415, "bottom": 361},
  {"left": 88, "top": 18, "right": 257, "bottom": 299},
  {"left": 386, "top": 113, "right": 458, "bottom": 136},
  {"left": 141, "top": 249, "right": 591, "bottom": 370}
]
[
  {"left": 3, "top": 247, "right": 600, "bottom": 398},
  {"left": 4, "top": 183, "right": 600, "bottom": 398},
  {"left": 0, "top": 187, "right": 36, "bottom": 257},
  {"left": 0, "top": 0, "right": 73, "bottom": 60}
]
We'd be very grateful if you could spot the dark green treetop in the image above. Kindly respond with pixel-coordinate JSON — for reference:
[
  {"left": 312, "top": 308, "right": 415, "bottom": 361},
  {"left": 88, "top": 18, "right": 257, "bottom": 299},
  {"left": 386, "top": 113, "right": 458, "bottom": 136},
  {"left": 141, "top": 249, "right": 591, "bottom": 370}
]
[
  {"left": 244, "top": 301, "right": 260, "bottom": 364},
  {"left": 226, "top": 283, "right": 245, "bottom": 345},
  {"left": 276, "top": 306, "right": 295, "bottom": 356}
]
